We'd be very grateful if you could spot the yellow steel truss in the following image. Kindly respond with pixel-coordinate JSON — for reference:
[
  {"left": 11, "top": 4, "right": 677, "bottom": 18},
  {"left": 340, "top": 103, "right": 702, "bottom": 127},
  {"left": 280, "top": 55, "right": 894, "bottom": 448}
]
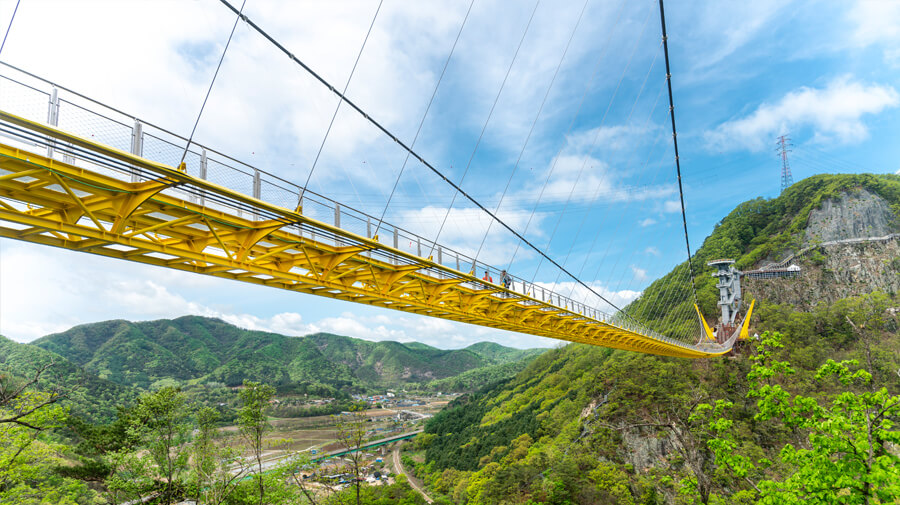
[{"left": 0, "top": 110, "right": 731, "bottom": 358}]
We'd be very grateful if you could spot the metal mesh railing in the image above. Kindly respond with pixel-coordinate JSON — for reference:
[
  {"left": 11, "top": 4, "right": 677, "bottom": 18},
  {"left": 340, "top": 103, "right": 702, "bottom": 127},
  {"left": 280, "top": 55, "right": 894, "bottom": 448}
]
[
  {"left": 0, "top": 64, "right": 727, "bottom": 352},
  {"left": 0, "top": 75, "right": 48, "bottom": 124},
  {"left": 58, "top": 99, "right": 132, "bottom": 153}
]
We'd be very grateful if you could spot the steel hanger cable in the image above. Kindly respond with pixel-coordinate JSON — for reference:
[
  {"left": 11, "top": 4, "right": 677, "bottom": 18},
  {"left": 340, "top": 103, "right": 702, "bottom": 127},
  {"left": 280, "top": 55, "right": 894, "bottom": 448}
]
[
  {"left": 181, "top": 0, "right": 248, "bottom": 166},
  {"left": 529, "top": 3, "right": 653, "bottom": 287},
  {"left": 217, "top": 0, "right": 636, "bottom": 318},
  {"left": 300, "top": 0, "right": 383, "bottom": 204},
  {"left": 373, "top": 0, "right": 475, "bottom": 238},
  {"left": 0, "top": 0, "right": 21, "bottom": 57},
  {"left": 429, "top": 0, "right": 540, "bottom": 256},
  {"left": 504, "top": 0, "right": 628, "bottom": 271},
  {"left": 473, "top": 0, "right": 590, "bottom": 266}
]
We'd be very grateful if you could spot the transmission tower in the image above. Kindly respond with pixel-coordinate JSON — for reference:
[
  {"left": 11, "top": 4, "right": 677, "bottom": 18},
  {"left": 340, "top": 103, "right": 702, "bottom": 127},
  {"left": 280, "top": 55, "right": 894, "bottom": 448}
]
[{"left": 777, "top": 135, "right": 793, "bottom": 193}]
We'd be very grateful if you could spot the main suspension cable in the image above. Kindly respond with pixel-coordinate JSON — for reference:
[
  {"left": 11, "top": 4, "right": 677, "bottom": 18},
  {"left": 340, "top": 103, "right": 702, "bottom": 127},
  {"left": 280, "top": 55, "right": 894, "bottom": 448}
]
[
  {"left": 429, "top": 0, "right": 539, "bottom": 256},
  {"left": 217, "top": 0, "right": 634, "bottom": 318},
  {"left": 374, "top": 0, "right": 475, "bottom": 238},
  {"left": 181, "top": 0, "right": 248, "bottom": 165},
  {"left": 300, "top": 0, "right": 383, "bottom": 203},
  {"left": 658, "top": 0, "right": 698, "bottom": 305}
]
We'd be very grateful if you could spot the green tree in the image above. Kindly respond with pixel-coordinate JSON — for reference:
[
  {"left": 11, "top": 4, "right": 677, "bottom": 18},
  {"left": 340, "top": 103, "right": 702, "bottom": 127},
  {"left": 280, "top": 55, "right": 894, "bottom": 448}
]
[
  {"left": 238, "top": 380, "right": 276, "bottom": 505},
  {"left": 334, "top": 406, "right": 369, "bottom": 505},
  {"left": 700, "top": 332, "right": 900, "bottom": 504},
  {"left": 105, "top": 449, "right": 156, "bottom": 505},
  {"left": 131, "top": 386, "right": 191, "bottom": 504},
  {"left": 192, "top": 406, "right": 245, "bottom": 505},
  {"left": 0, "top": 363, "right": 96, "bottom": 504}
]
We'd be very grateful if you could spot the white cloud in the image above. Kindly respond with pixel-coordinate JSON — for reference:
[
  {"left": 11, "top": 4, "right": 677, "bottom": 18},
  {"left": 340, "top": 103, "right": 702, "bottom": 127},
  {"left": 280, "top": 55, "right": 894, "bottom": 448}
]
[
  {"left": 630, "top": 266, "right": 648, "bottom": 282},
  {"left": 705, "top": 76, "right": 899, "bottom": 152},
  {"left": 663, "top": 200, "right": 682, "bottom": 213},
  {"left": 849, "top": 0, "right": 900, "bottom": 65},
  {"left": 395, "top": 205, "right": 541, "bottom": 266},
  {"left": 639, "top": 218, "right": 656, "bottom": 227},
  {"left": 645, "top": 246, "right": 660, "bottom": 256},
  {"left": 689, "top": 0, "right": 785, "bottom": 72},
  {"left": 532, "top": 280, "right": 641, "bottom": 316}
]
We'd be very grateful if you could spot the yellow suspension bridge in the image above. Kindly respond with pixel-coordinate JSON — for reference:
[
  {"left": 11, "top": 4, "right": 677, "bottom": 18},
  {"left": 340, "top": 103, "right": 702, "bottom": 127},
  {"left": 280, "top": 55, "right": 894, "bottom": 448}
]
[{"left": 0, "top": 71, "right": 747, "bottom": 359}]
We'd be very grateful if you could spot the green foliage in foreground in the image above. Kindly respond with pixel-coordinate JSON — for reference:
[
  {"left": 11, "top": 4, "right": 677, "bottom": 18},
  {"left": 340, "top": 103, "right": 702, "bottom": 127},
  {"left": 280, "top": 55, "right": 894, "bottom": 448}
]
[
  {"left": 412, "top": 292, "right": 900, "bottom": 504},
  {"left": 0, "top": 387, "right": 95, "bottom": 504},
  {"left": 697, "top": 332, "right": 900, "bottom": 504}
]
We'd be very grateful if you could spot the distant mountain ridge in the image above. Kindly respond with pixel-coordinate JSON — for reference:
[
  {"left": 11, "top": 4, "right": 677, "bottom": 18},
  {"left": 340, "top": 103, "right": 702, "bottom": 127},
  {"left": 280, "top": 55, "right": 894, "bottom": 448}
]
[{"left": 31, "top": 316, "right": 543, "bottom": 393}]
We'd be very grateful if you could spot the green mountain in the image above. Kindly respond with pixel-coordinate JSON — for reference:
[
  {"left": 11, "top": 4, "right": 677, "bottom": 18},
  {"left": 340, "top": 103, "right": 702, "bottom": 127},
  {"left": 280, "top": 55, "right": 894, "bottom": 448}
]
[
  {"left": 463, "top": 341, "right": 545, "bottom": 364},
  {"left": 411, "top": 174, "right": 900, "bottom": 504},
  {"left": 32, "top": 316, "right": 543, "bottom": 393},
  {"left": 628, "top": 173, "right": 900, "bottom": 337},
  {"left": 0, "top": 335, "right": 136, "bottom": 422}
]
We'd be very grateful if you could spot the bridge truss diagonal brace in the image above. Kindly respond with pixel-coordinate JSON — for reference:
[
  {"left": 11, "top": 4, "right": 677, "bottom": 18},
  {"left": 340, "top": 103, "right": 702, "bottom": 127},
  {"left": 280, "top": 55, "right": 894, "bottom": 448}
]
[{"left": 0, "top": 108, "right": 736, "bottom": 359}]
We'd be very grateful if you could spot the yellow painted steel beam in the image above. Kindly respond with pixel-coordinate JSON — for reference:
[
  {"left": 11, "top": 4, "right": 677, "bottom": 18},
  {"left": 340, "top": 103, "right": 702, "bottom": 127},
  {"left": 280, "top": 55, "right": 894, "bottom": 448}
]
[{"left": 0, "top": 110, "right": 733, "bottom": 358}]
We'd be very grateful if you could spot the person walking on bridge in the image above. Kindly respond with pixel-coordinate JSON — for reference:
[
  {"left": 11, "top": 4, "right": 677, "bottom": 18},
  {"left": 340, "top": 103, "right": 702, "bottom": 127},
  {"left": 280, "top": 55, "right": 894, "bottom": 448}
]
[
  {"left": 482, "top": 270, "right": 493, "bottom": 290},
  {"left": 500, "top": 270, "right": 512, "bottom": 295}
]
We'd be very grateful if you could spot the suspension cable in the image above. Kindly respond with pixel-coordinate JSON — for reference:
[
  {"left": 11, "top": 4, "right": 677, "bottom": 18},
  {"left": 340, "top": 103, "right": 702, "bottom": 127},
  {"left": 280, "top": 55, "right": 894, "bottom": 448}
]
[
  {"left": 568, "top": 80, "right": 666, "bottom": 296},
  {"left": 505, "top": 0, "right": 628, "bottom": 271},
  {"left": 300, "top": 0, "right": 383, "bottom": 203},
  {"left": 472, "top": 0, "right": 590, "bottom": 266},
  {"left": 217, "top": 0, "right": 634, "bottom": 318},
  {"left": 551, "top": 38, "right": 662, "bottom": 289},
  {"left": 529, "top": 3, "right": 653, "bottom": 286},
  {"left": 180, "top": 0, "right": 248, "bottom": 165},
  {"left": 373, "top": 0, "right": 475, "bottom": 237},
  {"left": 429, "top": 0, "right": 539, "bottom": 256},
  {"left": 658, "top": 0, "right": 698, "bottom": 305},
  {"left": 0, "top": 0, "right": 21, "bottom": 57}
]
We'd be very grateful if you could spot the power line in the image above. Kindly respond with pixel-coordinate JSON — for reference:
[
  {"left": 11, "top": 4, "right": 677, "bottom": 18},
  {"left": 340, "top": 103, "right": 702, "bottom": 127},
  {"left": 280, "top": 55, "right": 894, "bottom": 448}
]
[
  {"left": 217, "top": 0, "right": 635, "bottom": 318},
  {"left": 181, "top": 0, "right": 248, "bottom": 166}
]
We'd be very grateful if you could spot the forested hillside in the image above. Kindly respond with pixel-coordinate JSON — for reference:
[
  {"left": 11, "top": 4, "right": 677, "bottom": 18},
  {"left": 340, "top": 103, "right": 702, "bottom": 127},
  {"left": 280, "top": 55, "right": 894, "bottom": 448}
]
[
  {"left": 627, "top": 173, "right": 900, "bottom": 338},
  {"left": 0, "top": 335, "right": 136, "bottom": 421},
  {"left": 408, "top": 174, "right": 900, "bottom": 504},
  {"left": 33, "top": 316, "right": 542, "bottom": 394}
]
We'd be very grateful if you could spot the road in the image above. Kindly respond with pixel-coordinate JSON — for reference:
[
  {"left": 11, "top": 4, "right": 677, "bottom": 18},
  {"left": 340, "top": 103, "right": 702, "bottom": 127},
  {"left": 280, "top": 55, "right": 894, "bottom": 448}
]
[{"left": 393, "top": 446, "right": 433, "bottom": 504}]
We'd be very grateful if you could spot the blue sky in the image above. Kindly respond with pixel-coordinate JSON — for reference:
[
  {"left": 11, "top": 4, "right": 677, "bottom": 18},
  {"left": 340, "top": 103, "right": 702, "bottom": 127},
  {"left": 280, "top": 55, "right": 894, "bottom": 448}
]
[{"left": 0, "top": 0, "right": 897, "bottom": 347}]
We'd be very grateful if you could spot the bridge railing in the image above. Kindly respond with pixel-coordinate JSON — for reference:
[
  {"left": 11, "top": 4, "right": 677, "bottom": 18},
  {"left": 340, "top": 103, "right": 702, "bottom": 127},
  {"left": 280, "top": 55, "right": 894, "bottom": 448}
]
[{"left": 0, "top": 64, "right": 713, "bottom": 350}]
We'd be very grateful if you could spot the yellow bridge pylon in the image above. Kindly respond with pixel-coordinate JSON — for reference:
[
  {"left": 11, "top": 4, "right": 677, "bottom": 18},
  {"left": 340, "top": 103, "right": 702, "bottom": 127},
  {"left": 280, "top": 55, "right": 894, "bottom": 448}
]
[{"left": 0, "top": 110, "right": 735, "bottom": 358}]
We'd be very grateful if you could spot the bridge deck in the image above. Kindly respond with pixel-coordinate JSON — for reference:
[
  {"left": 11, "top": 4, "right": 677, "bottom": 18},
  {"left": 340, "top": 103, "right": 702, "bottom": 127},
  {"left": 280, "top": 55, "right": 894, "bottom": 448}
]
[{"left": 0, "top": 109, "right": 731, "bottom": 358}]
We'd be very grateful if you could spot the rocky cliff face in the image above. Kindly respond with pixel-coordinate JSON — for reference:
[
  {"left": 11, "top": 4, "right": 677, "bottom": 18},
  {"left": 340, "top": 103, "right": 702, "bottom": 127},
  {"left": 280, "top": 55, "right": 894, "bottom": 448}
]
[
  {"left": 748, "top": 188, "right": 900, "bottom": 308},
  {"left": 804, "top": 188, "right": 898, "bottom": 246},
  {"left": 746, "top": 239, "right": 900, "bottom": 309}
]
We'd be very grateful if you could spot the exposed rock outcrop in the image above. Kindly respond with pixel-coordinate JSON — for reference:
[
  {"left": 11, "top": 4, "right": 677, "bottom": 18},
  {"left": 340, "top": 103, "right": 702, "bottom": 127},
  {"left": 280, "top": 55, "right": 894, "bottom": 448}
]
[
  {"left": 804, "top": 188, "right": 898, "bottom": 246},
  {"left": 746, "top": 238, "right": 900, "bottom": 309}
]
